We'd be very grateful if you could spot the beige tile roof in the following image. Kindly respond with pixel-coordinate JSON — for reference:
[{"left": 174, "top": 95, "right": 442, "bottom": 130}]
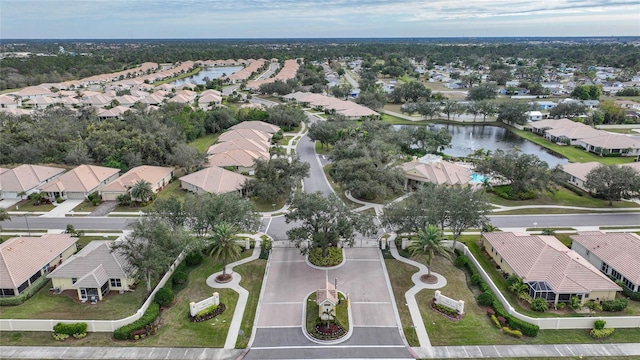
[
  {"left": 579, "top": 134, "right": 640, "bottom": 150},
  {"left": 317, "top": 281, "right": 338, "bottom": 305},
  {"left": 402, "top": 158, "right": 471, "bottom": 185},
  {"left": 545, "top": 123, "right": 602, "bottom": 140},
  {"left": 72, "top": 264, "right": 110, "bottom": 288},
  {"left": 570, "top": 231, "right": 640, "bottom": 284},
  {"left": 528, "top": 118, "right": 577, "bottom": 131},
  {"left": 0, "top": 234, "right": 78, "bottom": 289},
  {"left": 207, "top": 138, "right": 270, "bottom": 155},
  {"left": 0, "top": 164, "right": 66, "bottom": 192},
  {"left": 561, "top": 162, "right": 600, "bottom": 181},
  {"left": 284, "top": 91, "right": 378, "bottom": 118},
  {"left": 179, "top": 167, "right": 248, "bottom": 194},
  {"left": 230, "top": 121, "right": 280, "bottom": 134},
  {"left": 205, "top": 149, "right": 269, "bottom": 168},
  {"left": 39, "top": 165, "right": 119, "bottom": 194},
  {"left": 225, "top": 59, "right": 266, "bottom": 81},
  {"left": 12, "top": 85, "right": 52, "bottom": 97},
  {"left": 219, "top": 129, "right": 272, "bottom": 144},
  {"left": 484, "top": 232, "right": 620, "bottom": 294},
  {"left": 101, "top": 165, "right": 173, "bottom": 193}
]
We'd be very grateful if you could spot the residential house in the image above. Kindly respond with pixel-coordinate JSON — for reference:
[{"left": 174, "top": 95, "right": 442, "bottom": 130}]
[
  {"left": 561, "top": 162, "right": 600, "bottom": 190},
  {"left": 402, "top": 155, "right": 472, "bottom": 188},
  {"left": 11, "top": 85, "right": 53, "bottom": 100},
  {"left": 218, "top": 128, "right": 272, "bottom": 145},
  {"left": 204, "top": 149, "right": 269, "bottom": 174},
  {"left": 576, "top": 134, "right": 640, "bottom": 157},
  {"left": 482, "top": 232, "right": 621, "bottom": 305},
  {"left": 0, "top": 95, "right": 19, "bottom": 109},
  {"left": 47, "top": 240, "right": 134, "bottom": 302},
  {"left": 179, "top": 167, "right": 248, "bottom": 195},
  {"left": 229, "top": 120, "right": 280, "bottom": 134},
  {"left": 570, "top": 231, "right": 640, "bottom": 293},
  {"left": 100, "top": 165, "right": 174, "bottom": 201},
  {"left": 534, "top": 101, "right": 556, "bottom": 110},
  {"left": 207, "top": 138, "right": 270, "bottom": 155},
  {"left": 39, "top": 165, "right": 120, "bottom": 202},
  {"left": 0, "top": 234, "right": 78, "bottom": 297},
  {"left": 197, "top": 92, "right": 222, "bottom": 110},
  {"left": 0, "top": 164, "right": 66, "bottom": 199},
  {"left": 526, "top": 111, "right": 543, "bottom": 122}
]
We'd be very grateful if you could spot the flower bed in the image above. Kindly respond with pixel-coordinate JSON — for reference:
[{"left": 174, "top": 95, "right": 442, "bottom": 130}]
[
  {"left": 429, "top": 300, "right": 464, "bottom": 321},
  {"left": 188, "top": 303, "right": 226, "bottom": 322},
  {"left": 312, "top": 320, "right": 347, "bottom": 340}
]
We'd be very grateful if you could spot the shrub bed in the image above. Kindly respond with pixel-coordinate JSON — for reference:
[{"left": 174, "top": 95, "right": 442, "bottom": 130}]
[
  {"left": 113, "top": 302, "right": 160, "bottom": 340},
  {"left": 308, "top": 247, "right": 343, "bottom": 267},
  {"left": 53, "top": 322, "right": 87, "bottom": 336},
  {"left": 0, "top": 276, "right": 50, "bottom": 306},
  {"left": 590, "top": 328, "right": 615, "bottom": 339},
  {"left": 601, "top": 298, "right": 628, "bottom": 312},
  {"left": 154, "top": 287, "right": 174, "bottom": 307},
  {"left": 456, "top": 254, "right": 540, "bottom": 337},
  {"left": 429, "top": 300, "right": 464, "bottom": 321},
  {"left": 189, "top": 303, "right": 226, "bottom": 322}
]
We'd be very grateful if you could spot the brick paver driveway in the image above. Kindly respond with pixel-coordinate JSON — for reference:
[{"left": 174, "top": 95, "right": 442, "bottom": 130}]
[{"left": 246, "top": 247, "right": 413, "bottom": 359}]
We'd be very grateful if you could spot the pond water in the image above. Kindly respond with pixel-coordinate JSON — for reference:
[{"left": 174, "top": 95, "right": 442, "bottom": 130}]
[
  {"left": 394, "top": 124, "right": 568, "bottom": 167},
  {"left": 170, "top": 66, "right": 244, "bottom": 86}
]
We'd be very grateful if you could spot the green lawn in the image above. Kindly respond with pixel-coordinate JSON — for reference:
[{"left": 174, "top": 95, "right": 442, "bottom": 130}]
[
  {"left": 76, "top": 235, "right": 120, "bottom": 248},
  {"left": 314, "top": 141, "right": 333, "bottom": 155},
  {"left": 514, "top": 129, "right": 635, "bottom": 165},
  {"left": 486, "top": 186, "right": 639, "bottom": 208},
  {"left": 188, "top": 133, "right": 220, "bottom": 153},
  {"left": 0, "top": 250, "right": 263, "bottom": 348},
  {"left": 388, "top": 249, "right": 640, "bottom": 347},
  {"left": 251, "top": 197, "right": 286, "bottom": 212},
  {"left": 0, "top": 280, "right": 146, "bottom": 320},
  {"left": 155, "top": 180, "right": 186, "bottom": 201},
  {"left": 235, "top": 258, "right": 267, "bottom": 348},
  {"left": 494, "top": 208, "right": 640, "bottom": 215},
  {"left": 71, "top": 200, "right": 100, "bottom": 213},
  {"left": 384, "top": 258, "right": 420, "bottom": 346},
  {"left": 463, "top": 238, "right": 640, "bottom": 317},
  {"left": 14, "top": 199, "right": 55, "bottom": 212}
]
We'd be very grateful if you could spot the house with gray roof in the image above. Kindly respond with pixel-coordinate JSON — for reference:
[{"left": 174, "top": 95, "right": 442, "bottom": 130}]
[
  {"left": 571, "top": 231, "right": 640, "bottom": 293},
  {"left": 47, "top": 240, "right": 135, "bottom": 302}
]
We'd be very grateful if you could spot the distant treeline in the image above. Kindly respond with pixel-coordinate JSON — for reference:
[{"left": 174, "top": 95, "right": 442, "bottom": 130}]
[{"left": 1, "top": 40, "right": 639, "bottom": 90}]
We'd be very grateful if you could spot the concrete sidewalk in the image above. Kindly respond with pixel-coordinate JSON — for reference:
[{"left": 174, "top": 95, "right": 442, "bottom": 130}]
[
  {"left": 206, "top": 233, "right": 264, "bottom": 349},
  {"left": 0, "top": 346, "right": 241, "bottom": 360},
  {"left": 39, "top": 200, "right": 83, "bottom": 218}
]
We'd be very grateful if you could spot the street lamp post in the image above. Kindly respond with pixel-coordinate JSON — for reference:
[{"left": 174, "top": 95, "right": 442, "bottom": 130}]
[
  {"left": 533, "top": 222, "right": 538, "bottom": 232},
  {"left": 24, "top": 214, "right": 31, "bottom": 236}
]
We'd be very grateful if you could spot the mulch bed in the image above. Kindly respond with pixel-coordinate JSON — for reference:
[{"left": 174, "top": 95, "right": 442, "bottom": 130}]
[
  {"left": 429, "top": 300, "right": 465, "bottom": 322},
  {"left": 420, "top": 274, "right": 438, "bottom": 284}
]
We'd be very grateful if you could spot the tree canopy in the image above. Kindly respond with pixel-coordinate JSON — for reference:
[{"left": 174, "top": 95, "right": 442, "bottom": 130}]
[
  {"left": 285, "top": 192, "right": 375, "bottom": 257},
  {"left": 585, "top": 165, "right": 640, "bottom": 206},
  {"left": 243, "top": 157, "right": 310, "bottom": 203},
  {"left": 111, "top": 217, "right": 190, "bottom": 292},
  {"left": 475, "top": 150, "right": 560, "bottom": 195}
]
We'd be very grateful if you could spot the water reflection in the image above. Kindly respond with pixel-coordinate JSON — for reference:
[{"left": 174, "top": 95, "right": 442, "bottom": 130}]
[
  {"left": 170, "top": 66, "right": 244, "bottom": 86},
  {"left": 394, "top": 124, "right": 568, "bottom": 167}
]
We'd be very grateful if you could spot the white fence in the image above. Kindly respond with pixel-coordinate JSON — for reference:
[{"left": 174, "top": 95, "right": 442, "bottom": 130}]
[
  {"left": 454, "top": 241, "right": 640, "bottom": 329},
  {"left": 0, "top": 252, "right": 186, "bottom": 333}
]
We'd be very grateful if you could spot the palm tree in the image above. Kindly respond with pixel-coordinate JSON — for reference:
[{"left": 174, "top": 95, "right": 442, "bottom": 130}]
[
  {"left": 130, "top": 180, "right": 153, "bottom": 205},
  {"left": 508, "top": 276, "right": 529, "bottom": 295},
  {"left": 208, "top": 223, "right": 242, "bottom": 281},
  {"left": 0, "top": 208, "right": 10, "bottom": 231},
  {"left": 407, "top": 225, "right": 453, "bottom": 278},
  {"left": 17, "top": 191, "right": 27, "bottom": 200},
  {"left": 321, "top": 308, "right": 335, "bottom": 328}
]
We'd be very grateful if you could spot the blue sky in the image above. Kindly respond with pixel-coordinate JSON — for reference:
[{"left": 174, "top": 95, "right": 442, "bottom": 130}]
[{"left": 2, "top": 0, "right": 639, "bottom": 39}]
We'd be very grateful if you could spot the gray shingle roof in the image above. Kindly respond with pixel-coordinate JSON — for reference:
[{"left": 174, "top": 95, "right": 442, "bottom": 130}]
[{"left": 47, "top": 240, "right": 130, "bottom": 281}]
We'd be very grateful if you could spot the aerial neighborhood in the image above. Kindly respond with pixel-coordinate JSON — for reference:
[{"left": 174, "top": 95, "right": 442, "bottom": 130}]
[{"left": 1, "top": 38, "right": 640, "bottom": 360}]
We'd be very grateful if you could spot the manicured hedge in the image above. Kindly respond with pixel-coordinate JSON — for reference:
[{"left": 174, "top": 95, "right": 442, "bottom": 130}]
[
  {"left": 154, "top": 287, "right": 174, "bottom": 307},
  {"left": 53, "top": 322, "right": 87, "bottom": 336},
  {"left": 0, "top": 276, "right": 50, "bottom": 306},
  {"left": 601, "top": 298, "right": 628, "bottom": 312},
  {"left": 308, "top": 247, "right": 342, "bottom": 267},
  {"left": 456, "top": 254, "right": 540, "bottom": 337},
  {"left": 113, "top": 303, "right": 160, "bottom": 340}
]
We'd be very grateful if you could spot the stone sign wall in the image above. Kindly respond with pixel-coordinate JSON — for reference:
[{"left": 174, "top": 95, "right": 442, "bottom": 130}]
[
  {"left": 189, "top": 292, "right": 220, "bottom": 317},
  {"left": 434, "top": 290, "right": 465, "bottom": 314}
]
